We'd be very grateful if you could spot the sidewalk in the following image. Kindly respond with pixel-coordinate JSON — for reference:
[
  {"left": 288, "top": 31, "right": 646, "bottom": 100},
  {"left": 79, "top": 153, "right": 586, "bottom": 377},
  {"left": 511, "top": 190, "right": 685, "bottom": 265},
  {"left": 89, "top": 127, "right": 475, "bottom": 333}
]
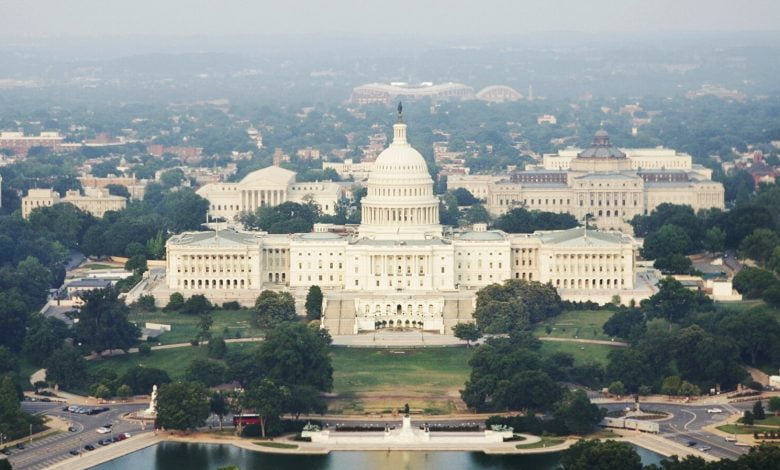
[{"left": 48, "top": 431, "right": 161, "bottom": 470}]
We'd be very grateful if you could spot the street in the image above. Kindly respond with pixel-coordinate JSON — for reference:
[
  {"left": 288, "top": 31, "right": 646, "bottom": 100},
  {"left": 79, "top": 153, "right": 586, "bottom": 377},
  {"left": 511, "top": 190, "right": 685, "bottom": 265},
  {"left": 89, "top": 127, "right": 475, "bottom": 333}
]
[
  {"left": 600, "top": 401, "right": 753, "bottom": 460},
  {"left": 8, "top": 402, "right": 148, "bottom": 470}
]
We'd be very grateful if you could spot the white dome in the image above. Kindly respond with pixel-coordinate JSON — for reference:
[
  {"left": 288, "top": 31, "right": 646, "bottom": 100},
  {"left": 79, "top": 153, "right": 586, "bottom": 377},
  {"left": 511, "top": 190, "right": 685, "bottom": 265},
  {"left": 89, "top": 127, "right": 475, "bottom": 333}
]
[
  {"left": 358, "top": 119, "right": 442, "bottom": 240},
  {"left": 370, "top": 122, "right": 430, "bottom": 179}
]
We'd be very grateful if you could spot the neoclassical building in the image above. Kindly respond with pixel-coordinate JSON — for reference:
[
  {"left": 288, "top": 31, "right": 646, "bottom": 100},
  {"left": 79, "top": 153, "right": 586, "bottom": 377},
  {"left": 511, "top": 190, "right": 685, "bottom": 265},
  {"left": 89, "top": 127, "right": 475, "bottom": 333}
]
[
  {"left": 156, "top": 117, "right": 655, "bottom": 335},
  {"left": 22, "top": 187, "right": 126, "bottom": 219},
  {"left": 196, "top": 166, "right": 341, "bottom": 221},
  {"left": 448, "top": 130, "right": 725, "bottom": 232}
]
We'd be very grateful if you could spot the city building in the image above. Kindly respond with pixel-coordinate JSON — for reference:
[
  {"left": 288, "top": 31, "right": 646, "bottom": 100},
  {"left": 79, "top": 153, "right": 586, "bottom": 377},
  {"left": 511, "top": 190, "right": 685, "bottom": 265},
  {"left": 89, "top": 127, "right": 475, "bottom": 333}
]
[
  {"left": 22, "top": 187, "right": 127, "bottom": 219},
  {"left": 447, "top": 130, "right": 725, "bottom": 232},
  {"left": 150, "top": 116, "right": 656, "bottom": 336},
  {"left": 322, "top": 159, "right": 375, "bottom": 181},
  {"left": 196, "top": 166, "right": 342, "bottom": 221},
  {"left": 0, "top": 131, "right": 65, "bottom": 156},
  {"left": 78, "top": 175, "right": 148, "bottom": 200},
  {"left": 350, "top": 82, "right": 475, "bottom": 105},
  {"left": 297, "top": 147, "right": 322, "bottom": 160},
  {"left": 537, "top": 115, "right": 557, "bottom": 125}
]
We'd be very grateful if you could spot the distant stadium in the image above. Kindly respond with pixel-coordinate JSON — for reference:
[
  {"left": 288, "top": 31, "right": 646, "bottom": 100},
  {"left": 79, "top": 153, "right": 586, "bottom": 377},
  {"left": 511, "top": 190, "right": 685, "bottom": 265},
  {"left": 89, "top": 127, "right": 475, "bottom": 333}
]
[{"left": 350, "top": 82, "right": 475, "bottom": 104}]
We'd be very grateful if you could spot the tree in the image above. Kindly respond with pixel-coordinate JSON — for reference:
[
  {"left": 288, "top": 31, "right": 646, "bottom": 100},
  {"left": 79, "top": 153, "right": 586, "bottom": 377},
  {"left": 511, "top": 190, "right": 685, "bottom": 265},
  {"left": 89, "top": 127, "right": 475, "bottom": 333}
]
[
  {"left": 135, "top": 294, "right": 156, "bottom": 312},
  {"left": 716, "top": 309, "right": 780, "bottom": 365},
  {"left": 493, "top": 370, "right": 564, "bottom": 412},
  {"left": 678, "top": 381, "right": 701, "bottom": 397},
  {"left": 124, "top": 254, "right": 148, "bottom": 274},
  {"left": 45, "top": 345, "right": 88, "bottom": 389},
  {"left": 185, "top": 359, "right": 227, "bottom": 387},
  {"left": 452, "top": 188, "right": 478, "bottom": 206},
  {"left": 602, "top": 308, "right": 645, "bottom": 341},
  {"left": 116, "top": 384, "right": 133, "bottom": 400},
  {"left": 241, "top": 201, "right": 318, "bottom": 234},
  {"left": 654, "top": 253, "right": 693, "bottom": 274},
  {"left": 733, "top": 267, "right": 778, "bottom": 299},
  {"left": 0, "top": 289, "right": 30, "bottom": 353},
  {"left": 608, "top": 381, "right": 626, "bottom": 396},
  {"left": 753, "top": 400, "right": 766, "bottom": 420},
  {"left": 0, "top": 375, "right": 40, "bottom": 442},
  {"left": 743, "top": 410, "right": 755, "bottom": 425},
  {"left": 452, "top": 323, "right": 483, "bottom": 346},
  {"left": 739, "top": 228, "right": 780, "bottom": 265},
  {"left": 605, "top": 349, "right": 654, "bottom": 393},
  {"left": 251, "top": 322, "right": 333, "bottom": 391},
  {"left": 23, "top": 315, "right": 69, "bottom": 364},
  {"left": 494, "top": 208, "right": 578, "bottom": 233},
  {"left": 439, "top": 193, "right": 461, "bottom": 226},
  {"left": 72, "top": 287, "right": 140, "bottom": 355},
  {"left": 560, "top": 439, "right": 643, "bottom": 470},
  {"left": 181, "top": 294, "right": 213, "bottom": 316},
  {"left": 641, "top": 277, "right": 712, "bottom": 326},
  {"left": 155, "top": 381, "right": 210, "bottom": 432},
  {"left": 661, "top": 376, "right": 682, "bottom": 396},
  {"left": 473, "top": 279, "right": 562, "bottom": 334},
  {"left": 121, "top": 366, "right": 171, "bottom": 395},
  {"left": 768, "top": 397, "right": 780, "bottom": 415},
  {"left": 156, "top": 189, "right": 209, "bottom": 233},
  {"left": 208, "top": 336, "right": 227, "bottom": 359},
  {"left": 305, "top": 285, "right": 323, "bottom": 321},
  {"left": 106, "top": 184, "right": 131, "bottom": 199},
  {"left": 240, "top": 379, "right": 289, "bottom": 438},
  {"left": 252, "top": 291, "right": 297, "bottom": 329},
  {"left": 641, "top": 224, "right": 693, "bottom": 260},
  {"left": 92, "top": 384, "right": 111, "bottom": 400},
  {"left": 703, "top": 227, "right": 726, "bottom": 255},
  {"left": 286, "top": 385, "right": 327, "bottom": 419},
  {"left": 210, "top": 391, "right": 230, "bottom": 430},
  {"left": 464, "top": 204, "right": 491, "bottom": 224},
  {"left": 196, "top": 313, "right": 213, "bottom": 345},
  {"left": 165, "top": 292, "right": 185, "bottom": 311},
  {"left": 554, "top": 390, "right": 603, "bottom": 435}
]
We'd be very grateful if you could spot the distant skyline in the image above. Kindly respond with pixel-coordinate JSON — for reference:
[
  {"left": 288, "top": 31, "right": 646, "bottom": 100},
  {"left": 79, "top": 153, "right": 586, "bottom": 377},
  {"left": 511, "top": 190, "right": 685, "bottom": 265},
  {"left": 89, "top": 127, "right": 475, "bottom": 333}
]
[{"left": 1, "top": 0, "right": 779, "bottom": 38}]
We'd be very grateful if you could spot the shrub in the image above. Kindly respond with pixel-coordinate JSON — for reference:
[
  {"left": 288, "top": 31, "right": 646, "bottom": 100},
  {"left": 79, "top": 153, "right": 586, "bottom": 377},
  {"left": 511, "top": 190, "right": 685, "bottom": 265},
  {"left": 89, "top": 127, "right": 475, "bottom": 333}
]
[
  {"left": 138, "top": 343, "right": 152, "bottom": 356},
  {"left": 222, "top": 301, "right": 241, "bottom": 310}
]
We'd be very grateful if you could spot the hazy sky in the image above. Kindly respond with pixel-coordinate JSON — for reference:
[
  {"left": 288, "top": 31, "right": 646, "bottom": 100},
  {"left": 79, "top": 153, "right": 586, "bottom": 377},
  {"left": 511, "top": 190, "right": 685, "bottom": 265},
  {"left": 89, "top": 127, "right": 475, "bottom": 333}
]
[{"left": 1, "top": 0, "right": 779, "bottom": 37}]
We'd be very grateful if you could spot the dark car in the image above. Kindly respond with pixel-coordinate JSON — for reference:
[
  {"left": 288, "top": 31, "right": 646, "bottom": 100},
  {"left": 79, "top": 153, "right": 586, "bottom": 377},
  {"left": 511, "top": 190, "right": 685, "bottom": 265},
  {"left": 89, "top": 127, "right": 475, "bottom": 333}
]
[
  {"left": 69, "top": 450, "right": 80, "bottom": 456},
  {"left": 68, "top": 426, "right": 78, "bottom": 432},
  {"left": 98, "top": 439, "right": 111, "bottom": 446},
  {"left": 687, "top": 440, "right": 697, "bottom": 447},
  {"left": 84, "top": 444, "right": 95, "bottom": 451},
  {"left": 15, "top": 443, "right": 24, "bottom": 450}
]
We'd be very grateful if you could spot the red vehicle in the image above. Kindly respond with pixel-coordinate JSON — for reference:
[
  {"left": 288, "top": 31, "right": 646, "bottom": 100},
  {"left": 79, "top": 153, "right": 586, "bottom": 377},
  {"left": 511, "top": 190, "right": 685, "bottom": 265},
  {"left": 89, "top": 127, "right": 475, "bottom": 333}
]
[{"left": 233, "top": 414, "right": 260, "bottom": 426}]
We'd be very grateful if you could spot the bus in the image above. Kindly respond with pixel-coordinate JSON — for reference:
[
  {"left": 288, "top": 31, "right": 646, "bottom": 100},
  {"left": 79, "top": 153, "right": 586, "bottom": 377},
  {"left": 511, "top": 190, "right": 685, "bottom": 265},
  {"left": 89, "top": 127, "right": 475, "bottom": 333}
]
[{"left": 232, "top": 414, "right": 260, "bottom": 426}]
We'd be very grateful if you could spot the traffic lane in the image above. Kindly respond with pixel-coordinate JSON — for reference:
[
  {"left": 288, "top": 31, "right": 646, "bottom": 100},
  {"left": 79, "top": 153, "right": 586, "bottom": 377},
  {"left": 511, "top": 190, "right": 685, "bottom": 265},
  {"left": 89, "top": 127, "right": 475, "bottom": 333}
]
[{"left": 8, "top": 405, "right": 145, "bottom": 470}]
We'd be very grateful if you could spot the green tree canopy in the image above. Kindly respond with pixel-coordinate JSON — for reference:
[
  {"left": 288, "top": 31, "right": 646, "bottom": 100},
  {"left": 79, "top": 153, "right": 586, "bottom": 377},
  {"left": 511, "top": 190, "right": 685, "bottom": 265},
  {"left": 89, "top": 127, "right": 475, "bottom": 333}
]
[
  {"left": 72, "top": 287, "right": 140, "bottom": 355},
  {"left": 156, "top": 381, "right": 210, "bottom": 432},
  {"left": 252, "top": 290, "right": 297, "bottom": 329}
]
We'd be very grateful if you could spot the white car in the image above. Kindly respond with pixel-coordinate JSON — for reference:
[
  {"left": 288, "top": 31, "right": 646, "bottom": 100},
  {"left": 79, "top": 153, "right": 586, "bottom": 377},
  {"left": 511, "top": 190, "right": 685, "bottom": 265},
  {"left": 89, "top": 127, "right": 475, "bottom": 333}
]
[
  {"left": 96, "top": 427, "right": 111, "bottom": 434},
  {"left": 706, "top": 408, "right": 723, "bottom": 413}
]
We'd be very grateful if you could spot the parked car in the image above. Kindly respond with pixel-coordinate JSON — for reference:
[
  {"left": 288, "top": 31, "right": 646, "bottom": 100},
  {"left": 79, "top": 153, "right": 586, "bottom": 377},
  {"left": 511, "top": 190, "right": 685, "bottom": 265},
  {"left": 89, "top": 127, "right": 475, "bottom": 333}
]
[
  {"left": 84, "top": 444, "right": 95, "bottom": 451},
  {"left": 15, "top": 443, "right": 24, "bottom": 450},
  {"left": 96, "top": 427, "right": 111, "bottom": 434},
  {"left": 686, "top": 440, "right": 697, "bottom": 447},
  {"left": 707, "top": 408, "right": 723, "bottom": 414},
  {"left": 98, "top": 439, "right": 112, "bottom": 446},
  {"left": 69, "top": 450, "right": 80, "bottom": 456},
  {"left": 698, "top": 446, "right": 711, "bottom": 452}
]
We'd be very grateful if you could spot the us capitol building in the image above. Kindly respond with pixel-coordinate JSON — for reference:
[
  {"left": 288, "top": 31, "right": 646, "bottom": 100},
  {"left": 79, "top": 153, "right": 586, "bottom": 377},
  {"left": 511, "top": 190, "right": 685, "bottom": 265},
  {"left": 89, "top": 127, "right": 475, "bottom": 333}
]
[{"left": 148, "top": 115, "right": 657, "bottom": 335}]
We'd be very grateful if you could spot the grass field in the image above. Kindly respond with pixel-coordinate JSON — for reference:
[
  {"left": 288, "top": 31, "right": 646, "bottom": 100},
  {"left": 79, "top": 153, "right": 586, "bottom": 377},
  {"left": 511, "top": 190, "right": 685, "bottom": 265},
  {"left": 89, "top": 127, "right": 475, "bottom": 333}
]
[
  {"left": 534, "top": 310, "right": 616, "bottom": 341},
  {"left": 84, "top": 343, "right": 255, "bottom": 384},
  {"left": 516, "top": 437, "right": 566, "bottom": 449},
  {"left": 254, "top": 442, "right": 298, "bottom": 449},
  {"left": 539, "top": 341, "right": 614, "bottom": 365},
  {"left": 329, "top": 347, "right": 474, "bottom": 414},
  {"left": 129, "top": 309, "right": 264, "bottom": 345},
  {"left": 716, "top": 424, "right": 777, "bottom": 435}
]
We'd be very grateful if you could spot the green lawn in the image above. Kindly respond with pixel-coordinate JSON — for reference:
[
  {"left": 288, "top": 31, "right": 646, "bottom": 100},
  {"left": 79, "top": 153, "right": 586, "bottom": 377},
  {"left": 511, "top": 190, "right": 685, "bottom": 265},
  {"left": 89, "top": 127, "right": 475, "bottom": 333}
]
[
  {"left": 534, "top": 310, "right": 616, "bottom": 341},
  {"left": 539, "top": 341, "right": 613, "bottom": 366},
  {"left": 717, "top": 424, "right": 777, "bottom": 435},
  {"left": 757, "top": 416, "right": 780, "bottom": 427},
  {"left": 254, "top": 442, "right": 298, "bottom": 449},
  {"left": 84, "top": 343, "right": 255, "bottom": 384},
  {"left": 129, "top": 309, "right": 264, "bottom": 345},
  {"left": 331, "top": 348, "right": 474, "bottom": 394},
  {"left": 516, "top": 437, "right": 566, "bottom": 449}
]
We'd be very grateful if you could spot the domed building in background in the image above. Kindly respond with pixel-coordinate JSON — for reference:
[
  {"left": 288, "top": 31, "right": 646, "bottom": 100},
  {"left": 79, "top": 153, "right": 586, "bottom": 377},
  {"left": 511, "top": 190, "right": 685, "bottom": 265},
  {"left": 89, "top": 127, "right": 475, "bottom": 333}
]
[{"left": 151, "top": 111, "right": 655, "bottom": 337}]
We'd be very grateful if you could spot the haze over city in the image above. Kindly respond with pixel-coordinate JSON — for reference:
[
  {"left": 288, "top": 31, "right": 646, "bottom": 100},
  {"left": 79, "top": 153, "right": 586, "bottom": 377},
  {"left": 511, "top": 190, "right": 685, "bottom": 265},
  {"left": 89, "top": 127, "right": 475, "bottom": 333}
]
[{"left": 0, "top": 1, "right": 779, "bottom": 470}]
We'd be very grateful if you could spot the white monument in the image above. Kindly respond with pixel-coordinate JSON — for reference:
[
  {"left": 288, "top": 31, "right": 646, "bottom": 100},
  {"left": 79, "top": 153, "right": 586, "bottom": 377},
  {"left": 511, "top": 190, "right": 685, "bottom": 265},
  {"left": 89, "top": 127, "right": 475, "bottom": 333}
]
[{"left": 135, "top": 384, "right": 158, "bottom": 420}]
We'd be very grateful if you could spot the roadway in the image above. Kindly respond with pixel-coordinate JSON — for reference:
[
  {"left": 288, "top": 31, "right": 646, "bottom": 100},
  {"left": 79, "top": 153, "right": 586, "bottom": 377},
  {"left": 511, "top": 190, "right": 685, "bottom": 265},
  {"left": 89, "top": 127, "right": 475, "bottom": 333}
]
[
  {"left": 8, "top": 402, "right": 147, "bottom": 470},
  {"left": 600, "top": 401, "right": 752, "bottom": 460}
]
